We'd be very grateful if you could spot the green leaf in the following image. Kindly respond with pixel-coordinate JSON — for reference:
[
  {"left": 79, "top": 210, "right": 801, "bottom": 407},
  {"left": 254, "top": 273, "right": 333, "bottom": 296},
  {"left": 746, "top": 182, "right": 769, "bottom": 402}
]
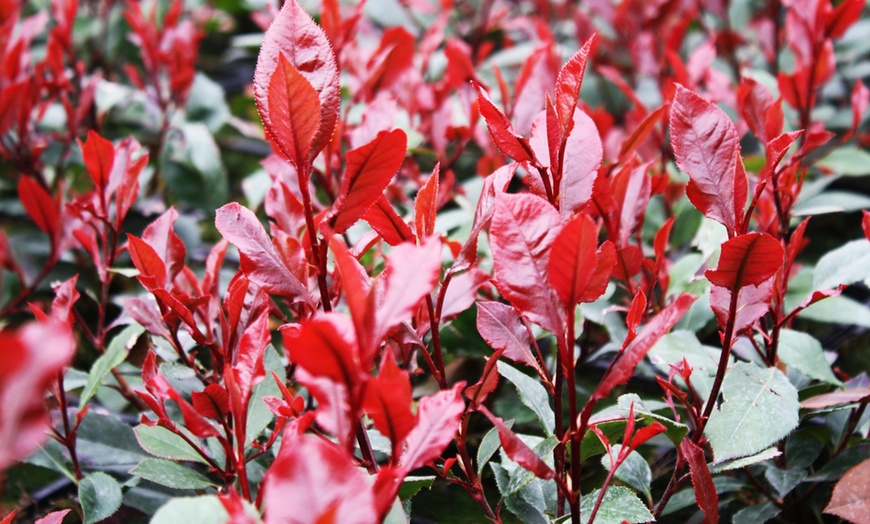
[
  {"left": 503, "top": 435, "right": 558, "bottom": 496},
  {"left": 186, "top": 73, "right": 230, "bottom": 132},
  {"left": 130, "top": 458, "right": 216, "bottom": 490},
  {"left": 497, "top": 361, "right": 555, "bottom": 436},
  {"left": 398, "top": 476, "right": 436, "bottom": 500},
  {"left": 733, "top": 502, "right": 780, "bottom": 523},
  {"left": 794, "top": 190, "right": 870, "bottom": 216},
  {"left": 579, "top": 486, "right": 653, "bottom": 524},
  {"left": 80, "top": 324, "right": 145, "bottom": 408},
  {"left": 245, "top": 345, "right": 282, "bottom": 445},
  {"left": 763, "top": 464, "right": 807, "bottom": 497},
  {"left": 799, "top": 294, "right": 870, "bottom": 327},
  {"left": 813, "top": 239, "right": 870, "bottom": 291},
  {"left": 134, "top": 425, "right": 209, "bottom": 465},
  {"left": 79, "top": 472, "right": 122, "bottom": 524},
  {"left": 617, "top": 394, "right": 689, "bottom": 444},
  {"left": 491, "top": 463, "right": 548, "bottom": 524},
  {"left": 807, "top": 444, "right": 870, "bottom": 481},
  {"left": 817, "top": 145, "right": 870, "bottom": 176},
  {"left": 581, "top": 420, "right": 625, "bottom": 460},
  {"left": 709, "top": 447, "right": 781, "bottom": 474},
  {"left": 776, "top": 330, "right": 841, "bottom": 385},
  {"left": 705, "top": 363, "right": 799, "bottom": 462},
  {"left": 477, "top": 420, "right": 513, "bottom": 475},
  {"left": 77, "top": 412, "right": 147, "bottom": 469},
  {"left": 647, "top": 331, "right": 726, "bottom": 400},
  {"left": 151, "top": 495, "right": 230, "bottom": 524},
  {"left": 601, "top": 445, "right": 653, "bottom": 501}
]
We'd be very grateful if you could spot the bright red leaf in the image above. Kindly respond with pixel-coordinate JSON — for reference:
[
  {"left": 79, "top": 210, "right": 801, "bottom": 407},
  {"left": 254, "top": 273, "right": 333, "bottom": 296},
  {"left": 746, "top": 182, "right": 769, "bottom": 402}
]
[
  {"left": 362, "top": 351, "right": 414, "bottom": 454},
  {"left": 682, "top": 439, "right": 719, "bottom": 524},
  {"left": 705, "top": 233, "right": 784, "bottom": 289},
  {"left": 399, "top": 383, "right": 465, "bottom": 471},
  {"left": 414, "top": 163, "right": 440, "bottom": 239},
  {"left": 554, "top": 34, "right": 596, "bottom": 132},
  {"left": 480, "top": 406, "right": 555, "bottom": 480},
  {"left": 265, "top": 54, "right": 321, "bottom": 168},
  {"left": 548, "top": 213, "right": 614, "bottom": 307},
  {"left": 19, "top": 176, "right": 60, "bottom": 243},
  {"left": 475, "top": 83, "right": 535, "bottom": 164}
]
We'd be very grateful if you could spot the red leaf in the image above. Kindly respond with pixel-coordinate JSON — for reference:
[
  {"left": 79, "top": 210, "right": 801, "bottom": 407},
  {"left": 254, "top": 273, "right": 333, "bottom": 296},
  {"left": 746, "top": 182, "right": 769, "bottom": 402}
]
[
  {"left": 192, "top": 384, "right": 230, "bottom": 419},
  {"left": 281, "top": 313, "right": 365, "bottom": 388},
  {"left": 618, "top": 105, "right": 666, "bottom": 163},
  {"left": 415, "top": 163, "right": 440, "bottom": 239},
  {"left": 142, "top": 207, "right": 187, "bottom": 285},
  {"left": 709, "top": 277, "right": 775, "bottom": 333},
  {"left": 440, "top": 268, "right": 490, "bottom": 321},
  {"left": 737, "top": 77, "right": 779, "bottom": 144},
  {"left": 264, "top": 54, "right": 322, "bottom": 168},
  {"left": 559, "top": 108, "right": 602, "bottom": 218},
  {"left": 327, "top": 231, "right": 373, "bottom": 349},
  {"left": 476, "top": 301, "right": 540, "bottom": 373},
  {"left": 19, "top": 176, "right": 60, "bottom": 243},
  {"left": 264, "top": 434, "right": 377, "bottom": 524},
  {"left": 626, "top": 291, "right": 647, "bottom": 336},
  {"left": 80, "top": 130, "right": 115, "bottom": 197},
  {"left": 490, "top": 193, "right": 563, "bottom": 334},
  {"left": 254, "top": 0, "right": 340, "bottom": 164},
  {"left": 480, "top": 406, "right": 555, "bottom": 480},
  {"left": 825, "top": 0, "right": 866, "bottom": 38},
  {"left": 362, "top": 351, "right": 414, "bottom": 454},
  {"left": 34, "top": 510, "right": 71, "bottom": 524},
  {"left": 399, "top": 383, "right": 465, "bottom": 471},
  {"left": 612, "top": 161, "right": 652, "bottom": 246},
  {"left": 554, "top": 34, "right": 597, "bottom": 132},
  {"left": 548, "top": 214, "right": 603, "bottom": 307},
  {"left": 681, "top": 439, "right": 719, "bottom": 524},
  {"left": 49, "top": 275, "right": 79, "bottom": 326},
  {"left": 475, "top": 83, "right": 535, "bottom": 164},
  {"left": 331, "top": 129, "right": 407, "bottom": 233},
  {"left": 127, "top": 234, "right": 168, "bottom": 288},
  {"left": 362, "top": 194, "right": 415, "bottom": 246},
  {"left": 862, "top": 210, "right": 870, "bottom": 241},
  {"left": 215, "top": 203, "right": 311, "bottom": 305},
  {"left": 465, "top": 348, "right": 504, "bottom": 407},
  {"left": 705, "top": 233, "right": 784, "bottom": 289},
  {"left": 592, "top": 294, "right": 695, "bottom": 402},
  {"left": 0, "top": 322, "right": 75, "bottom": 470},
  {"left": 670, "top": 84, "right": 745, "bottom": 235},
  {"left": 824, "top": 458, "right": 870, "bottom": 523}
]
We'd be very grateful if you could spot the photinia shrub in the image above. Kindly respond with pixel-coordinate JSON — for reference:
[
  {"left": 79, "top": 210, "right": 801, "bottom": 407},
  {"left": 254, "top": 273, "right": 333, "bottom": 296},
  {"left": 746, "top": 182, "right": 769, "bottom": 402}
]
[{"left": 1, "top": 0, "right": 870, "bottom": 522}]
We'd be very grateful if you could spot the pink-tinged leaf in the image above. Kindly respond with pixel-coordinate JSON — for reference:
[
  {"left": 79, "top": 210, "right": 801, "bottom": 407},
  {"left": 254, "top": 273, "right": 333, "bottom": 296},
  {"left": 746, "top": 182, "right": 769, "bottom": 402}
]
[
  {"left": 253, "top": 0, "right": 340, "bottom": 163},
  {"left": 710, "top": 276, "right": 775, "bottom": 333},
  {"left": 264, "top": 54, "right": 322, "bottom": 168},
  {"left": 233, "top": 309, "right": 269, "bottom": 397},
  {"left": 466, "top": 349, "right": 505, "bottom": 407},
  {"left": 142, "top": 207, "right": 186, "bottom": 285},
  {"left": 761, "top": 131, "right": 802, "bottom": 183},
  {"left": 264, "top": 434, "right": 377, "bottom": 524},
  {"left": 80, "top": 130, "right": 115, "bottom": 196},
  {"left": 626, "top": 290, "right": 647, "bottom": 337},
  {"left": 327, "top": 231, "right": 373, "bottom": 346},
  {"left": 125, "top": 297, "right": 171, "bottom": 339},
  {"left": 490, "top": 193, "right": 563, "bottom": 334},
  {"left": 415, "top": 163, "right": 440, "bottom": 239},
  {"left": 555, "top": 34, "right": 597, "bottom": 131},
  {"left": 331, "top": 129, "right": 407, "bottom": 233},
  {"left": 548, "top": 214, "right": 599, "bottom": 307},
  {"left": 681, "top": 439, "right": 719, "bottom": 524},
  {"left": 370, "top": 237, "right": 442, "bottom": 356},
  {"left": 215, "top": 203, "right": 311, "bottom": 305},
  {"left": 399, "top": 383, "right": 465, "bottom": 471},
  {"left": 824, "top": 458, "right": 870, "bottom": 523},
  {"left": 0, "top": 322, "right": 75, "bottom": 470},
  {"left": 480, "top": 406, "right": 555, "bottom": 480},
  {"left": 110, "top": 138, "right": 148, "bottom": 226},
  {"left": 34, "top": 509, "right": 71, "bottom": 524},
  {"left": 851, "top": 79, "right": 869, "bottom": 135},
  {"left": 618, "top": 105, "right": 666, "bottom": 163},
  {"left": 452, "top": 163, "right": 516, "bottom": 273},
  {"left": 737, "top": 77, "right": 779, "bottom": 144},
  {"left": 362, "top": 194, "right": 415, "bottom": 246},
  {"left": 801, "top": 387, "right": 870, "bottom": 410},
  {"left": 592, "top": 294, "right": 695, "bottom": 402},
  {"left": 705, "top": 233, "right": 784, "bottom": 289},
  {"left": 559, "top": 108, "right": 603, "bottom": 218},
  {"left": 362, "top": 351, "right": 414, "bottom": 454},
  {"left": 581, "top": 241, "right": 616, "bottom": 304},
  {"left": 825, "top": 0, "right": 866, "bottom": 38},
  {"left": 49, "top": 275, "right": 79, "bottom": 326},
  {"left": 19, "top": 176, "right": 60, "bottom": 242},
  {"left": 127, "top": 234, "right": 168, "bottom": 288},
  {"left": 440, "top": 268, "right": 490, "bottom": 321},
  {"left": 476, "top": 301, "right": 540, "bottom": 372},
  {"left": 670, "top": 84, "right": 745, "bottom": 235},
  {"left": 295, "top": 368, "right": 353, "bottom": 446},
  {"left": 281, "top": 313, "right": 364, "bottom": 388},
  {"left": 475, "top": 83, "right": 535, "bottom": 164}
]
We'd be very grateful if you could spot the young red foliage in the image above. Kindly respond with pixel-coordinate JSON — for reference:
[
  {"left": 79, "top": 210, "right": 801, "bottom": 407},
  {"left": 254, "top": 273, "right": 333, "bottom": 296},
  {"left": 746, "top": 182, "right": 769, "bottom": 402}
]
[
  {"left": 681, "top": 439, "right": 719, "bottom": 524},
  {"left": 362, "top": 351, "right": 415, "bottom": 455},
  {"left": 548, "top": 213, "right": 616, "bottom": 307},
  {"left": 481, "top": 406, "right": 556, "bottom": 480},
  {"left": 397, "top": 383, "right": 465, "bottom": 471}
]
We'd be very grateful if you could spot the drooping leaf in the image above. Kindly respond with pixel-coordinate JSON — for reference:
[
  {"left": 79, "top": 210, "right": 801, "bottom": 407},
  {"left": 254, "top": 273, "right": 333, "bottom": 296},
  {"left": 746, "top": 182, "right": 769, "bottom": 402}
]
[
  {"left": 670, "top": 84, "right": 745, "bottom": 234},
  {"left": 264, "top": 434, "right": 377, "bottom": 524},
  {"left": 79, "top": 472, "right": 122, "bottom": 524},
  {"left": 439, "top": 268, "right": 489, "bottom": 321},
  {"left": 705, "top": 362, "right": 799, "bottom": 462},
  {"left": 490, "top": 193, "right": 563, "bottom": 334},
  {"left": 253, "top": 0, "right": 340, "bottom": 163},
  {"left": 362, "top": 194, "right": 416, "bottom": 245},
  {"left": 824, "top": 458, "right": 870, "bottom": 523},
  {"left": 682, "top": 439, "right": 719, "bottom": 524},
  {"left": 215, "top": 203, "right": 311, "bottom": 304},
  {"left": 477, "top": 301, "right": 540, "bottom": 373},
  {"left": 331, "top": 129, "right": 408, "bottom": 233},
  {"left": 709, "top": 276, "right": 775, "bottom": 334},
  {"left": 399, "top": 383, "right": 465, "bottom": 471},
  {"left": 481, "top": 407, "right": 555, "bottom": 480},
  {"left": 706, "top": 233, "right": 784, "bottom": 289}
]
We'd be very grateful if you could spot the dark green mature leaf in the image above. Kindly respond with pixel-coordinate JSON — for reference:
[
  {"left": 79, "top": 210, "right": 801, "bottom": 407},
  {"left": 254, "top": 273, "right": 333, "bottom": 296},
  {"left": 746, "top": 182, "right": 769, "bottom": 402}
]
[
  {"left": 130, "top": 458, "right": 215, "bottom": 490},
  {"left": 80, "top": 324, "right": 144, "bottom": 408},
  {"left": 705, "top": 363, "right": 799, "bottom": 462},
  {"left": 812, "top": 239, "right": 870, "bottom": 291},
  {"left": 732, "top": 502, "right": 780, "bottom": 524},
  {"left": 79, "top": 472, "right": 122, "bottom": 524},
  {"left": 776, "top": 330, "right": 841, "bottom": 385},
  {"left": 579, "top": 486, "right": 653, "bottom": 524},
  {"left": 151, "top": 495, "right": 230, "bottom": 524},
  {"left": 134, "top": 425, "right": 209, "bottom": 465},
  {"left": 601, "top": 445, "right": 653, "bottom": 501}
]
